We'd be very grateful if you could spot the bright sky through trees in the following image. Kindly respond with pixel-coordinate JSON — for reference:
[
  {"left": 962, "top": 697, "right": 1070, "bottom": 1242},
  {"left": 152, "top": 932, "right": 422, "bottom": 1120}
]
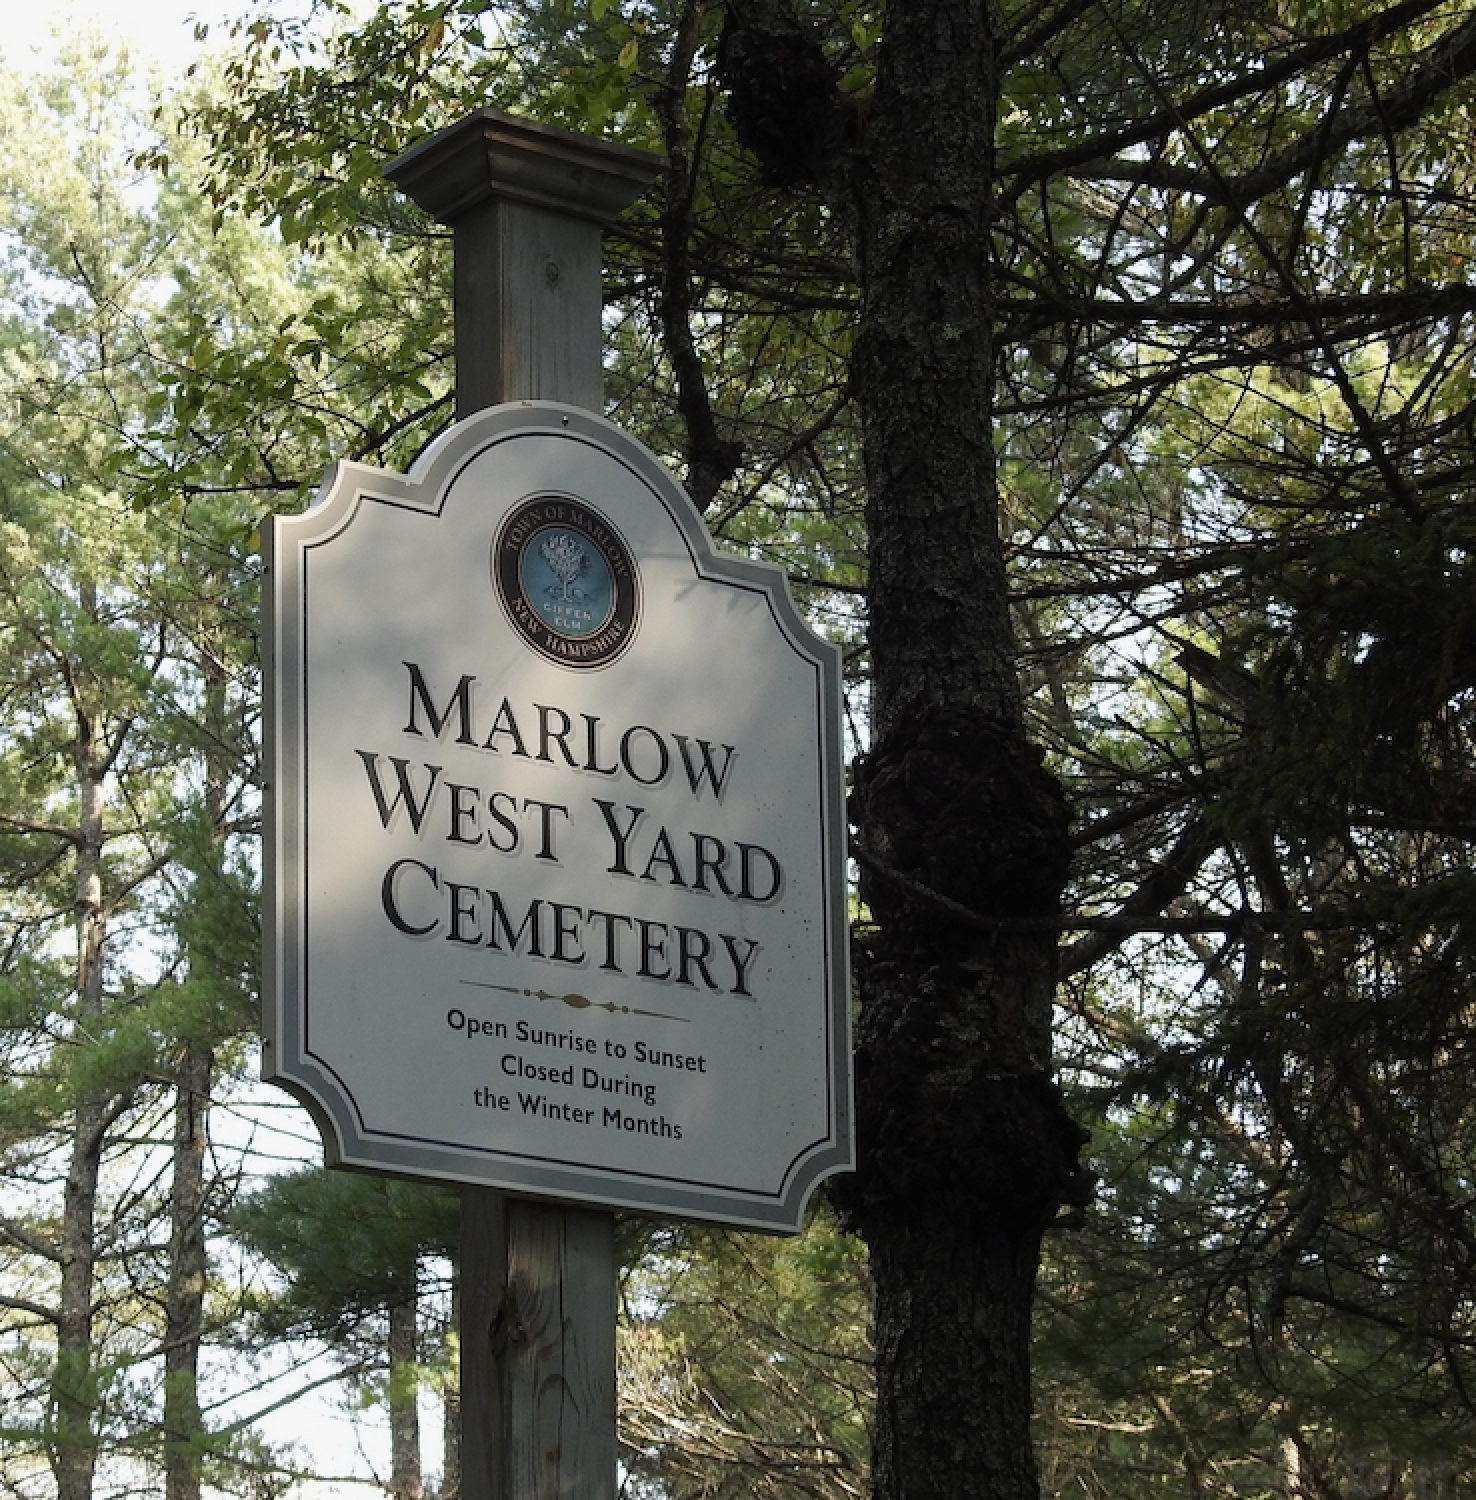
[
  {"left": 9, "top": 2, "right": 1476, "bottom": 1496},
  {"left": 1, "top": 0, "right": 284, "bottom": 77}
]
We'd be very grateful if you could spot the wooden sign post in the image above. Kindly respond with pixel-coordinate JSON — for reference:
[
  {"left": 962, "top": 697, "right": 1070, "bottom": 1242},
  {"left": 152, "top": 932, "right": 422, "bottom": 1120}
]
[
  {"left": 384, "top": 112, "right": 661, "bottom": 1500},
  {"left": 263, "top": 105, "right": 851, "bottom": 1500}
]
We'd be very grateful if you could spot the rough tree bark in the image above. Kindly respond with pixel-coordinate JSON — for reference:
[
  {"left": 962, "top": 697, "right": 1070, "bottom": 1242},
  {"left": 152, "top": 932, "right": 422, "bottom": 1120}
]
[{"left": 719, "top": 2, "right": 1089, "bottom": 1497}]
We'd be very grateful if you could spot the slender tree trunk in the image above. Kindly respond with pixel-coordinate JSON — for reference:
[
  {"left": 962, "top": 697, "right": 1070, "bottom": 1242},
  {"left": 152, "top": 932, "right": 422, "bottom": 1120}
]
[
  {"left": 1278, "top": 1432, "right": 1306, "bottom": 1500},
  {"left": 53, "top": 707, "right": 109, "bottom": 1500},
  {"left": 389, "top": 1285, "right": 425, "bottom": 1500},
  {"left": 164, "top": 1037, "right": 211, "bottom": 1500},
  {"left": 163, "top": 639, "right": 229, "bottom": 1500},
  {"left": 55, "top": 1103, "right": 105, "bottom": 1500}
]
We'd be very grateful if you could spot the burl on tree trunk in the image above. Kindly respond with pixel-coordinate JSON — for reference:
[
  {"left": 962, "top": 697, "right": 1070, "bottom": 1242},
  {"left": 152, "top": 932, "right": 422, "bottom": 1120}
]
[{"left": 846, "top": 706, "right": 1088, "bottom": 1496}]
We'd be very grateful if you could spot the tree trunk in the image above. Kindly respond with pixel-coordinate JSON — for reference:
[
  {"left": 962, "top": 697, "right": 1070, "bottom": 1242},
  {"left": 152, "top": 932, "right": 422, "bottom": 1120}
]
[
  {"left": 1278, "top": 1432, "right": 1305, "bottom": 1500},
  {"left": 720, "top": 2, "right": 1087, "bottom": 1497},
  {"left": 847, "top": 6, "right": 1084, "bottom": 1499},
  {"left": 54, "top": 706, "right": 109, "bottom": 1500},
  {"left": 389, "top": 1287, "right": 425, "bottom": 1500},
  {"left": 163, "top": 618, "right": 230, "bottom": 1500},
  {"left": 55, "top": 1100, "right": 104, "bottom": 1500},
  {"left": 441, "top": 1277, "right": 462, "bottom": 1500},
  {"left": 164, "top": 1037, "right": 211, "bottom": 1500}
]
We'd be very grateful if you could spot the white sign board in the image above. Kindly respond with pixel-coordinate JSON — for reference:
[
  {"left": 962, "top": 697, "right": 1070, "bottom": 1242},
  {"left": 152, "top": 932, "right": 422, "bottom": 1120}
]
[{"left": 264, "top": 403, "right": 852, "bottom": 1230}]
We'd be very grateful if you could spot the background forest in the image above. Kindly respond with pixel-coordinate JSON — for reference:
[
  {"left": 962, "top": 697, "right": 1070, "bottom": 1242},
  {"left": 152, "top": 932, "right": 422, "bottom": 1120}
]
[{"left": 3, "top": 2, "right": 1476, "bottom": 1499}]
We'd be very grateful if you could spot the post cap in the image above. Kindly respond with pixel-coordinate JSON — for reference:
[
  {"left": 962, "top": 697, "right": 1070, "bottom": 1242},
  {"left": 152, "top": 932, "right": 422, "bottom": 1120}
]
[{"left": 384, "top": 107, "right": 663, "bottom": 226}]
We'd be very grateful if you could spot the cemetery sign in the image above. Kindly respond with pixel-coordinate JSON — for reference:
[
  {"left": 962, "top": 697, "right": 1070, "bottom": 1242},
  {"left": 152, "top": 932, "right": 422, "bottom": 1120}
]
[{"left": 263, "top": 401, "right": 853, "bottom": 1231}]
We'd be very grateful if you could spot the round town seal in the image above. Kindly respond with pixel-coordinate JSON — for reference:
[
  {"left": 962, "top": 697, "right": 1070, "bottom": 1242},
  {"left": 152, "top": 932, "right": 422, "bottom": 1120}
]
[{"left": 493, "top": 494, "right": 639, "bottom": 668}]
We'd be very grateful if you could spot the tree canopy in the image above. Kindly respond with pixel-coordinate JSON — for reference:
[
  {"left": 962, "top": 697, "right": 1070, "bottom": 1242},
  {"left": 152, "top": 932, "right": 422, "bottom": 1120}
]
[{"left": 4, "top": 2, "right": 1476, "bottom": 1498}]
